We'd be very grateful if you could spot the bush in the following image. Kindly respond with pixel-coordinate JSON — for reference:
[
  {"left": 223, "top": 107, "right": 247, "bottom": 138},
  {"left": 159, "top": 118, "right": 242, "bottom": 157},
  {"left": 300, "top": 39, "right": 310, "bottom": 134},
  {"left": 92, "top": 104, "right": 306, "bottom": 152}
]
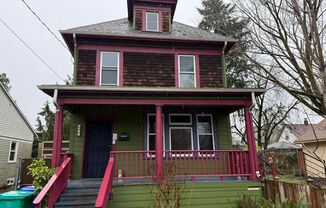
[
  {"left": 27, "top": 159, "right": 55, "bottom": 194},
  {"left": 234, "top": 195, "right": 307, "bottom": 208}
]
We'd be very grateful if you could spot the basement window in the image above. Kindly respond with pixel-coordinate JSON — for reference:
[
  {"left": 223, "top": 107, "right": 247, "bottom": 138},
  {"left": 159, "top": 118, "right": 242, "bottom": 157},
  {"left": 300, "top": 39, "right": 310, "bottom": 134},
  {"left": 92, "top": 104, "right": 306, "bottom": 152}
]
[{"left": 146, "top": 12, "right": 159, "bottom": 32}]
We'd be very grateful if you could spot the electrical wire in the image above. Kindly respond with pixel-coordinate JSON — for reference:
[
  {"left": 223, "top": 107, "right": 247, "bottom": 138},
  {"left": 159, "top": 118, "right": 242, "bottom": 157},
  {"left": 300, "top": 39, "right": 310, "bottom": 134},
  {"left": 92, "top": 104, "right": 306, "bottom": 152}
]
[
  {"left": 19, "top": 0, "right": 69, "bottom": 51},
  {"left": 0, "top": 17, "right": 65, "bottom": 82}
]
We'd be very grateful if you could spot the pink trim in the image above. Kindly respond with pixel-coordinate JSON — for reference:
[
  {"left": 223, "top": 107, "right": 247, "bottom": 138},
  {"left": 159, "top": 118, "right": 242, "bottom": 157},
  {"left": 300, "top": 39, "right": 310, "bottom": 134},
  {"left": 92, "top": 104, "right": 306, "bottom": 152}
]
[
  {"left": 110, "top": 150, "right": 251, "bottom": 179},
  {"left": 51, "top": 107, "right": 63, "bottom": 168},
  {"left": 34, "top": 157, "right": 72, "bottom": 208},
  {"left": 79, "top": 45, "right": 221, "bottom": 55},
  {"left": 174, "top": 53, "right": 179, "bottom": 87},
  {"left": 119, "top": 52, "right": 124, "bottom": 86},
  {"left": 195, "top": 55, "right": 200, "bottom": 88},
  {"left": 134, "top": 5, "right": 171, "bottom": 12},
  {"left": 95, "top": 50, "right": 100, "bottom": 86},
  {"left": 57, "top": 98, "right": 252, "bottom": 106},
  {"left": 155, "top": 106, "right": 164, "bottom": 181},
  {"left": 95, "top": 157, "right": 114, "bottom": 208}
]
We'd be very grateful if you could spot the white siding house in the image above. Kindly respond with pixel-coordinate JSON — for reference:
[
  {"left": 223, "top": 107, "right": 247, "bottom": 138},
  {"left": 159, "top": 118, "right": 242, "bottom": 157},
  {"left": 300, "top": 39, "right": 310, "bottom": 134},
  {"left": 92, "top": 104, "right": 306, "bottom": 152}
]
[{"left": 0, "top": 83, "right": 36, "bottom": 187}]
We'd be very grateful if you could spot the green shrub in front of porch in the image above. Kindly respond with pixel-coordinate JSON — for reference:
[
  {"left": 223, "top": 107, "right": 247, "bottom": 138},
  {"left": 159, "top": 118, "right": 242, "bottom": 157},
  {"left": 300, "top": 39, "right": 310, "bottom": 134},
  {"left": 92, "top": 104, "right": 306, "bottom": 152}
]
[{"left": 233, "top": 195, "right": 307, "bottom": 208}]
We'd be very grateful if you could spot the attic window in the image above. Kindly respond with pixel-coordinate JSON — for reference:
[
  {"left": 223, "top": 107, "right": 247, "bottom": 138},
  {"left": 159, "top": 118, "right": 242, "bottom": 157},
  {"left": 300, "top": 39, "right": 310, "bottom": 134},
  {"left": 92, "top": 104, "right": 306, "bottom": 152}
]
[{"left": 146, "top": 12, "right": 159, "bottom": 32}]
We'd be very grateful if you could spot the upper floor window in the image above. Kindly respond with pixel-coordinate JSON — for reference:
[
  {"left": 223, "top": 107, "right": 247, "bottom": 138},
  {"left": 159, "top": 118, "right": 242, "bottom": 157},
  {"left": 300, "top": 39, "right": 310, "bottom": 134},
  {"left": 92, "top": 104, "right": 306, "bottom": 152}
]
[
  {"left": 146, "top": 12, "right": 159, "bottom": 32},
  {"left": 8, "top": 140, "right": 18, "bottom": 163},
  {"left": 100, "top": 52, "right": 119, "bottom": 86},
  {"left": 178, "top": 55, "right": 196, "bottom": 88}
]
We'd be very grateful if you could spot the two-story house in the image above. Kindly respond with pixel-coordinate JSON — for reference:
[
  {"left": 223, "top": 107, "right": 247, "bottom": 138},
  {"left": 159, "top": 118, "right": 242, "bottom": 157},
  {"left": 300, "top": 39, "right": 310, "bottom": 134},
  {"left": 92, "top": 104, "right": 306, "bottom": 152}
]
[{"left": 35, "top": 0, "right": 265, "bottom": 207}]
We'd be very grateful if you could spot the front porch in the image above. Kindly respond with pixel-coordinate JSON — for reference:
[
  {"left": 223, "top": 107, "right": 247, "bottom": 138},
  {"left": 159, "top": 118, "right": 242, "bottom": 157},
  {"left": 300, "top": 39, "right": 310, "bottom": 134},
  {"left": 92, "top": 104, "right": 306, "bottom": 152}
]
[{"left": 36, "top": 86, "right": 264, "bottom": 207}]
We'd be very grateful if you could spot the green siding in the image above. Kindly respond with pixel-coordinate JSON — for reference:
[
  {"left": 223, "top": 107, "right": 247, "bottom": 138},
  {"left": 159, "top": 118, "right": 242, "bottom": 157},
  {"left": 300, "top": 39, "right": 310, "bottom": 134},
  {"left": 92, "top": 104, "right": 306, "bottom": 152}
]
[
  {"left": 109, "top": 182, "right": 262, "bottom": 208},
  {"left": 68, "top": 107, "right": 232, "bottom": 179},
  {"left": 217, "top": 113, "right": 232, "bottom": 150}
]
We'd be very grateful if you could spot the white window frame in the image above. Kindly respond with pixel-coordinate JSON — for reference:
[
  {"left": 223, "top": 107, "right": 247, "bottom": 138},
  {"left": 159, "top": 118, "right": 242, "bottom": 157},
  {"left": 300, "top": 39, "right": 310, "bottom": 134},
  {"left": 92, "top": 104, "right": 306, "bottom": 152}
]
[
  {"left": 196, "top": 114, "right": 215, "bottom": 154},
  {"left": 146, "top": 12, "right": 159, "bottom": 32},
  {"left": 100, "top": 51, "right": 120, "bottom": 86},
  {"left": 169, "top": 114, "right": 192, "bottom": 125},
  {"left": 8, "top": 140, "right": 18, "bottom": 163},
  {"left": 146, "top": 114, "right": 165, "bottom": 157},
  {"left": 178, "top": 55, "right": 196, "bottom": 88},
  {"left": 169, "top": 127, "right": 194, "bottom": 157}
]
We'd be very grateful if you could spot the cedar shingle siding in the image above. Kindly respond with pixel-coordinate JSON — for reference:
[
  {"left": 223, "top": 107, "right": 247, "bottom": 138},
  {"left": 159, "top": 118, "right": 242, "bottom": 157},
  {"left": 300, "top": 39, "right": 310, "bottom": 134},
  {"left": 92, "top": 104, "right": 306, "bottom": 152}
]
[
  {"left": 76, "top": 50, "right": 96, "bottom": 86},
  {"left": 123, "top": 52, "right": 175, "bottom": 87},
  {"left": 199, "top": 55, "right": 224, "bottom": 88},
  {"left": 135, "top": 10, "right": 143, "bottom": 30},
  {"left": 162, "top": 12, "right": 170, "bottom": 32}
]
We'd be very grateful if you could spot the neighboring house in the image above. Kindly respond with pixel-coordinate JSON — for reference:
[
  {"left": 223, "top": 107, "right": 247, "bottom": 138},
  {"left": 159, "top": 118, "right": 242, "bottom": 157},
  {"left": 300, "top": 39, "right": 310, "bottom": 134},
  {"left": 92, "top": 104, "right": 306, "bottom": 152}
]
[
  {"left": 36, "top": 0, "right": 265, "bottom": 207},
  {"left": 0, "top": 83, "right": 36, "bottom": 188},
  {"left": 268, "top": 119, "right": 312, "bottom": 145},
  {"left": 294, "top": 119, "right": 326, "bottom": 178}
]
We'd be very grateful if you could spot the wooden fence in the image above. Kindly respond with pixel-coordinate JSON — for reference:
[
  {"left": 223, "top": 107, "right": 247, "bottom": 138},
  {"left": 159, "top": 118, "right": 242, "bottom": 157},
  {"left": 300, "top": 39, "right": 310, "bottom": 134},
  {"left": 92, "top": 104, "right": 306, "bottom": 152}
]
[{"left": 265, "top": 179, "right": 326, "bottom": 208}]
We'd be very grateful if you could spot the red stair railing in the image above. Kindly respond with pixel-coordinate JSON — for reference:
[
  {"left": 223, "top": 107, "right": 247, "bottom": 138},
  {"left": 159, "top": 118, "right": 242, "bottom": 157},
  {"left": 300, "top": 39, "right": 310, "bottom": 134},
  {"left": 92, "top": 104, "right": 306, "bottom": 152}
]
[
  {"left": 95, "top": 157, "right": 115, "bottom": 208},
  {"left": 33, "top": 156, "right": 72, "bottom": 208}
]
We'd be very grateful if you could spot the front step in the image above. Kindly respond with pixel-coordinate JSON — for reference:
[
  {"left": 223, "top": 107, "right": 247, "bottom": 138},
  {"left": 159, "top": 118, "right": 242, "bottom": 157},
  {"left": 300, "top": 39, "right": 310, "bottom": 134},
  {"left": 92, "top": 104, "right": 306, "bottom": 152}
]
[{"left": 55, "top": 178, "right": 102, "bottom": 208}]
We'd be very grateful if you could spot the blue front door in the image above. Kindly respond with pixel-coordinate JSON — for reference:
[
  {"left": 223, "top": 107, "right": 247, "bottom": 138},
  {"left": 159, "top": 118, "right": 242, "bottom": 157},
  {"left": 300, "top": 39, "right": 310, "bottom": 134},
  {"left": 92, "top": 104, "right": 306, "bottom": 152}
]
[{"left": 84, "top": 120, "right": 112, "bottom": 178}]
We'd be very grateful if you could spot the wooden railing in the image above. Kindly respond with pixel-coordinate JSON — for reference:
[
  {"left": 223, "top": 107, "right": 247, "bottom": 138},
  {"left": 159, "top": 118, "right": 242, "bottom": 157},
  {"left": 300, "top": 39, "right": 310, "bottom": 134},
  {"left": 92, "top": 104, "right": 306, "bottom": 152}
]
[
  {"left": 95, "top": 157, "right": 115, "bottom": 208},
  {"left": 110, "top": 150, "right": 250, "bottom": 179},
  {"left": 33, "top": 157, "right": 72, "bottom": 208}
]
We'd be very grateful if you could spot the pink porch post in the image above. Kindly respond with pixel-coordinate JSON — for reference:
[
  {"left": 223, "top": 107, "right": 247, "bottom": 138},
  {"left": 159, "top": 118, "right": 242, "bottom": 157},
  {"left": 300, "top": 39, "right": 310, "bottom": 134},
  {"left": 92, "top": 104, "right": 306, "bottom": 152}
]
[
  {"left": 155, "top": 105, "right": 164, "bottom": 181},
  {"left": 51, "top": 106, "right": 64, "bottom": 168},
  {"left": 244, "top": 107, "right": 258, "bottom": 181}
]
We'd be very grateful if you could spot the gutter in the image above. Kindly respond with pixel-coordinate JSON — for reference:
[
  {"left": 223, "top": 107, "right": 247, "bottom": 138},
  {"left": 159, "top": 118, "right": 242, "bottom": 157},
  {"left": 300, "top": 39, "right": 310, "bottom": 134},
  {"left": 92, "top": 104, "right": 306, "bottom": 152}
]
[
  {"left": 221, "top": 41, "right": 228, "bottom": 88},
  {"left": 73, "top": 33, "right": 78, "bottom": 85},
  {"left": 250, "top": 92, "right": 256, "bottom": 110}
]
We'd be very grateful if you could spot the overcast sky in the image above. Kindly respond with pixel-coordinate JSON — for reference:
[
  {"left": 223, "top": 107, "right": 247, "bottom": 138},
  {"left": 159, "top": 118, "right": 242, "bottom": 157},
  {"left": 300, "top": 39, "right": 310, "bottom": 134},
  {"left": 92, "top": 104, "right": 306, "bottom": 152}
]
[{"left": 0, "top": 0, "right": 203, "bottom": 127}]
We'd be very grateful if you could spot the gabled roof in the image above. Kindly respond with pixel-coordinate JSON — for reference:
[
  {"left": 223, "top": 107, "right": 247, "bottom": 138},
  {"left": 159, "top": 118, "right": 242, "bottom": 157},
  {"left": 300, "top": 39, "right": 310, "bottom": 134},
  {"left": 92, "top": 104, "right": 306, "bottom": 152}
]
[
  {"left": 294, "top": 119, "right": 326, "bottom": 143},
  {"left": 61, "top": 18, "right": 237, "bottom": 50},
  {"left": 267, "top": 141, "right": 301, "bottom": 149},
  {"left": 285, "top": 124, "right": 314, "bottom": 139},
  {"left": 0, "top": 83, "right": 37, "bottom": 137}
]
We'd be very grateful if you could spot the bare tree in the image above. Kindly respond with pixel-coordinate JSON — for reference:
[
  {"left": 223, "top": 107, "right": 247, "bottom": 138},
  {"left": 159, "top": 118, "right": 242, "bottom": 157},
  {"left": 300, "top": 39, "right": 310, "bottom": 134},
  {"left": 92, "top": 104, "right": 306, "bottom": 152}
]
[
  {"left": 235, "top": 0, "right": 326, "bottom": 116},
  {"left": 231, "top": 71, "right": 298, "bottom": 149}
]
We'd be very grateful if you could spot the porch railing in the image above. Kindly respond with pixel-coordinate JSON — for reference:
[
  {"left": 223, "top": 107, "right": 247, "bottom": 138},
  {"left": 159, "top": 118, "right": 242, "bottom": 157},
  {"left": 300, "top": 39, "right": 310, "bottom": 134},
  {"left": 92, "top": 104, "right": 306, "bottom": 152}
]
[
  {"left": 33, "top": 156, "right": 72, "bottom": 208},
  {"left": 110, "top": 150, "right": 250, "bottom": 180},
  {"left": 95, "top": 157, "right": 115, "bottom": 208}
]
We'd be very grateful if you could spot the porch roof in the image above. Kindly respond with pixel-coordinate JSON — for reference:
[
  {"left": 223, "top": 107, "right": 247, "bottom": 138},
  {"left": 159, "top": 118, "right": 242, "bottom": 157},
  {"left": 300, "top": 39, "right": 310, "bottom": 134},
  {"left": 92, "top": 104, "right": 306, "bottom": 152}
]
[{"left": 39, "top": 85, "right": 265, "bottom": 98}]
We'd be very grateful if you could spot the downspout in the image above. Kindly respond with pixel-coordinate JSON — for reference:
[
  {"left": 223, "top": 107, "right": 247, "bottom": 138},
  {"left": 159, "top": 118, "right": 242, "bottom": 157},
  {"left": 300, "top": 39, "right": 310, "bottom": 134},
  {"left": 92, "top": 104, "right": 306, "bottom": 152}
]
[
  {"left": 221, "top": 41, "right": 228, "bottom": 88},
  {"left": 250, "top": 92, "right": 256, "bottom": 110},
  {"left": 73, "top": 33, "right": 78, "bottom": 86},
  {"left": 53, "top": 89, "right": 58, "bottom": 109}
]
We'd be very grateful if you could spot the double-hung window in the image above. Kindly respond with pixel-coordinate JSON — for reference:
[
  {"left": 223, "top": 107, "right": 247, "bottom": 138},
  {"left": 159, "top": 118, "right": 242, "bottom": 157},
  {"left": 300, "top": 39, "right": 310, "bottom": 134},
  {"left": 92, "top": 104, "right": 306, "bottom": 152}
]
[
  {"left": 100, "top": 52, "right": 119, "bottom": 86},
  {"left": 178, "top": 55, "right": 196, "bottom": 88},
  {"left": 197, "top": 115, "right": 214, "bottom": 151},
  {"left": 8, "top": 140, "right": 18, "bottom": 163},
  {"left": 147, "top": 114, "right": 164, "bottom": 156},
  {"left": 146, "top": 12, "right": 159, "bottom": 32},
  {"left": 169, "top": 114, "right": 193, "bottom": 152}
]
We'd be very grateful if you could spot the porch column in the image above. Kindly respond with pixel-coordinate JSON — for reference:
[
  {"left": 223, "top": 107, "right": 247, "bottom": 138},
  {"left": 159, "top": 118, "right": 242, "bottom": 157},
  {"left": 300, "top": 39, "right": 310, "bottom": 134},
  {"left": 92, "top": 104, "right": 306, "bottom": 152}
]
[
  {"left": 51, "top": 106, "right": 64, "bottom": 168},
  {"left": 155, "top": 105, "right": 164, "bottom": 181},
  {"left": 244, "top": 107, "right": 258, "bottom": 180}
]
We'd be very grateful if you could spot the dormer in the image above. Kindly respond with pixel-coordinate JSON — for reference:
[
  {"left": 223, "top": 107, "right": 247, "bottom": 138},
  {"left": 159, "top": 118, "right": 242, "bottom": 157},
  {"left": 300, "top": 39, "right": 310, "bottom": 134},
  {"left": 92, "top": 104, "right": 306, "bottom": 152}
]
[{"left": 127, "top": 0, "right": 177, "bottom": 32}]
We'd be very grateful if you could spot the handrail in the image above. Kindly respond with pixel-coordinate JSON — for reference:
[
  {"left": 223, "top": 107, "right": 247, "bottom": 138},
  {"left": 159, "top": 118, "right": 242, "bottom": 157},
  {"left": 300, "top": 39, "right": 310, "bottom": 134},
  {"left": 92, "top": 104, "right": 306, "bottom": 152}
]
[
  {"left": 33, "top": 157, "right": 72, "bottom": 208},
  {"left": 95, "top": 157, "right": 115, "bottom": 208}
]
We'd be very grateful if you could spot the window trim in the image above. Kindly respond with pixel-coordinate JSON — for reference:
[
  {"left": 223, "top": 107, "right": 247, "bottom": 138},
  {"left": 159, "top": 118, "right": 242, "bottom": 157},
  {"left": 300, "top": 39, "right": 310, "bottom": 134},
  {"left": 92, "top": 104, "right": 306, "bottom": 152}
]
[
  {"left": 169, "top": 127, "right": 194, "bottom": 157},
  {"left": 196, "top": 114, "right": 215, "bottom": 152},
  {"left": 8, "top": 140, "right": 18, "bottom": 163},
  {"left": 146, "top": 114, "right": 165, "bottom": 157},
  {"left": 178, "top": 55, "right": 196, "bottom": 88},
  {"left": 146, "top": 12, "right": 159, "bottom": 32},
  {"left": 100, "top": 51, "right": 120, "bottom": 86},
  {"left": 169, "top": 114, "right": 192, "bottom": 125}
]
